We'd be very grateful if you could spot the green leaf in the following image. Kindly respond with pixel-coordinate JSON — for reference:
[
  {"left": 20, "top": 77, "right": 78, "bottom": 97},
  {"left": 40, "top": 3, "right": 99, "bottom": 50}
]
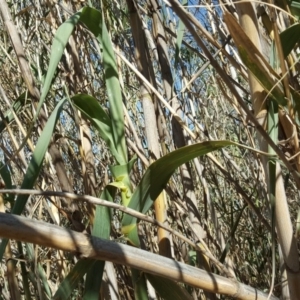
[
  {"left": 110, "top": 156, "right": 136, "bottom": 187},
  {"left": 72, "top": 94, "right": 123, "bottom": 163},
  {"left": 53, "top": 259, "right": 95, "bottom": 300},
  {"left": 279, "top": 23, "right": 300, "bottom": 58},
  {"left": 110, "top": 156, "right": 136, "bottom": 206},
  {"left": 84, "top": 186, "right": 116, "bottom": 299},
  {"left": 0, "top": 99, "right": 67, "bottom": 259},
  {"left": 0, "top": 162, "right": 14, "bottom": 205},
  {"left": 76, "top": 7, "right": 127, "bottom": 164},
  {"left": 132, "top": 269, "right": 149, "bottom": 300},
  {"left": 54, "top": 186, "right": 115, "bottom": 300},
  {"left": 14, "top": 10, "right": 81, "bottom": 167},
  {"left": 0, "top": 163, "right": 11, "bottom": 189},
  {"left": 122, "top": 140, "right": 233, "bottom": 244},
  {"left": 13, "top": 99, "right": 67, "bottom": 215},
  {"left": 92, "top": 187, "right": 115, "bottom": 238},
  {"left": 101, "top": 14, "right": 127, "bottom": 164},
  {"left": 83, "top": 260, "right": 105, "bottom": 299},
  {"left": 50, "top": 6, "right": 127, "bottom": 164},
  {"left": 34, "top": 12, "right": 81, "bottom": 121},
  {"left": 146, "top": 274, "right": 193, "bottom": 300},
  {"left": 290, "top": 1, "right": 300, "bottom": 19},
  {"left": 18, "top": 242, "right": 32, "bottom": 299}
]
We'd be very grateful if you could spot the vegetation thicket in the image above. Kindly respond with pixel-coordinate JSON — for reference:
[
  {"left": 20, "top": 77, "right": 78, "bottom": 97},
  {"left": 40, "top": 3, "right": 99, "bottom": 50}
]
[{"left": 0, "top": 0, "right": 300, "bottom": 299}]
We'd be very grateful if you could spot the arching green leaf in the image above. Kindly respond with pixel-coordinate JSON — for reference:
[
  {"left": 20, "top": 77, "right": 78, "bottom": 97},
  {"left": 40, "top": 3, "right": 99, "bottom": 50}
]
[{"left": 122, "top": 140, "right": 233, "bottom": 244}]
